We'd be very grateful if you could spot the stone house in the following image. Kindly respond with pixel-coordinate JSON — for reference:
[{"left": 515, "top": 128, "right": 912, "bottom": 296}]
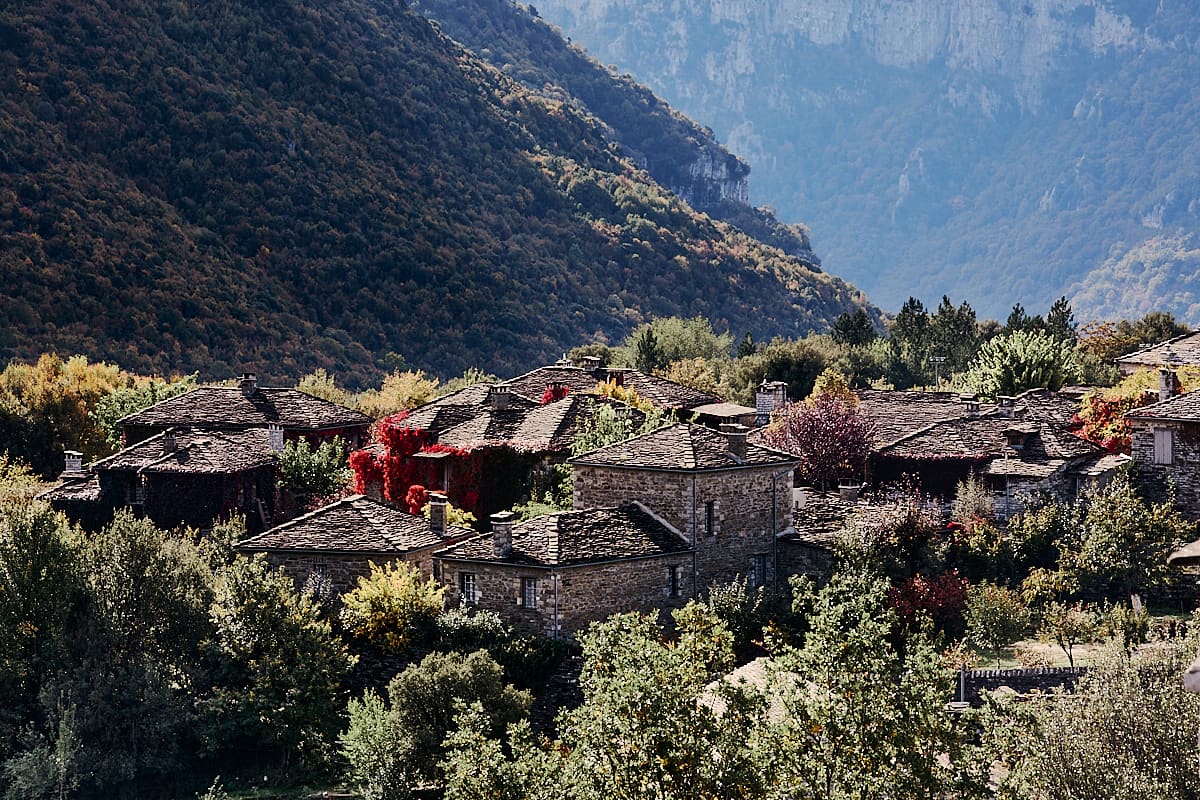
[
  {"left": 859, "top": 388, "right": 1114, "bottom": 516},
  {"left": 117, "top": 373, "right": 371, "bottom": 448},
  {"left": 434, "top": 505, "right": 693, "bottom": 637},
  {"left": 1127, "top": 385, "right": 1200, "bottom": 519},
  {"left": 353, "top": 385, "right": 641, "bottom": 519},
  {"left": 41, "top": 427, "right": 279, "bottom": 531},
  {"left": 568, "top": 422, "right": 797, "bottom": 593},
  {"left": 502, "top": 358, "right": 721, "bottom": 413},
  {"left": 235, "top": 493, "right": 472, "bottom": 591},
  {"left": 1116, "top": 330, "right": 1200, "bottom": 376}
]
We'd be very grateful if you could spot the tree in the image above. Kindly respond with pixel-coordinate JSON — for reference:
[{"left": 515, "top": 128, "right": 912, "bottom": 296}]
[
  {"left": 720, "top": 337, "right": 827, "bottom": 404},
  {"left": 830, "top": 309, "right": 876, "bottom": 347},
  {"left": 357, "top": 370, "right": 441, "bottom": 419},
  {"left": 1044, "top": 296, "right": 1077, "bottom": 345},
  {"left": 631, "top": 326, "right": 662, "bottom": 372},
  {"left": 929, "top": 295, "right": 981, "bottom": 376},
  {"left": 340, "top": 560, "right": 446, "bottom": 654},
  {"left": 200, "top": 556, "right": 354, "bottom": 774},
  {"left": 735, "top": 332, "right": 757, "bottom": 358},
  {"left": 1004, "top": 303, "right": 1044, "bottom": 333},
  {"left": 885, "top": 297, "right": 932, "bottom": 388},
  {"left": 657, "top": 356, "right": 719, "bottom": 394},
  {"left": 762, "top": 571, "right": 987, "bottom": 799},
  {"left": 91, "top": 373, "right": 196, "bottom": 452},
  {"left": 760, "top": 392, "right": 876, "bottom": 490},
  {"left": 1037, "top": 602, "right": 1098, "bottom": 667},
  {"left": 570, "top": 401, "right": 668, "bottom": 456},
  {"left": 342, "top": 650, "right": 530, "bottom": 799},
  {"left": 960, "top": 329, "right": 1081, "bottom": 397},
  {"left": 296, "top": 369, "right": 352, "bottom": 407},
  {"left": 278, "top": 436, "right": 351, "bottom": 501},
  {"left": 986, "top": 645, "right": 1200, "bottom": 800},
  {"left": 964, "top": 583, "right": 1029, "bottom": 666},
  {"left": 1058, "top": 472, "right": 1195, "bottom": 600}
]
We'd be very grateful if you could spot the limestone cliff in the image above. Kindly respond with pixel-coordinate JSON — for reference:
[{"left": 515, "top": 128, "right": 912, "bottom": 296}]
[{"left": 536, "top": 0, "right": 1200, "bottom": 321}]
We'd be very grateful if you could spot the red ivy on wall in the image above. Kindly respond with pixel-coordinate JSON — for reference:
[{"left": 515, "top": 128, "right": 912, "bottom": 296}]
[{"left": 540, "top": 384, "right": 570, "bottom": 404}]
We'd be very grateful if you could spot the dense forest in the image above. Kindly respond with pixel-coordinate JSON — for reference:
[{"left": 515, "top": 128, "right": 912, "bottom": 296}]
[{"left": 0, "top": 0, "right": 871, "bottom": 388}]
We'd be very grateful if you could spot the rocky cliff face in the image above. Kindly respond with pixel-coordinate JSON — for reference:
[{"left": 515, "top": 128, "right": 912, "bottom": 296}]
[{"left": 537, "top": 0, "right": 1200, "bottom": 321}]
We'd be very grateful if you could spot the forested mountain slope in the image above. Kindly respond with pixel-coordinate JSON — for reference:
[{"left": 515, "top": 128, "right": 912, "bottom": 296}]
[
  {"left": 0, "top": 0, "right": 870, "bottom": 386},
  {"left": 534, "top": 0, "right": 1200, "bottom": 321}
]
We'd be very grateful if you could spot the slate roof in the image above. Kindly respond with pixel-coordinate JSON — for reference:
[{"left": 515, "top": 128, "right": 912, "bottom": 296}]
[
  {"left": 435, "top": 502, "right": 691, "bottom": 567},
  {"left": 434, "top": 393, "right": 610, "bottom": 452},
  {"left": 236, "top": 494, "right": 471, "bottom": 555},
  {"left": 782, "top": 491, "right": 914, "bottom": 551},
  {"left": 501, "top": 365, "right": 720, "bottom": 410},
  {"left": 1117, "top": 331, "right": 1200, "bottom": 370},
  {"left": 879, "top": 415, "right": 1096, "bottom": 463},
  {"left": 91, "top": 428, "right": 277, "bottom": 475},
  {"left": 856, "top": 390, "right": 988, "bottom": 447},
  {"left": 570, "top": 423, "right": 796, "bottom": 471},
  {"left": 404, "top": 384, "right": 538, "bottom": 433},
  {"left": 118, "top": 387, "right": 370, "bottom": 431},
  {"left": 38, "top": 473, "right": 101, "bottom": 502},
  {"left": 1126, "top": 390, "right": 1200, "bottom": 422}
]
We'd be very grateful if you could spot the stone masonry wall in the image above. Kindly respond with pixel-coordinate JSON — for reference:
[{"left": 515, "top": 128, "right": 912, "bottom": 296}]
[
  {"left": 573, "top": 465, "right": 792, "bottom": 590},
  {"left": 257, "top": 546, "right": 439, "bottom": 594},
  {"left": 1131, "top": 421, "right": 1200, "bottom": 519},
  {"left": 439, "top": 555, "right": 694, "bottom": 637}
]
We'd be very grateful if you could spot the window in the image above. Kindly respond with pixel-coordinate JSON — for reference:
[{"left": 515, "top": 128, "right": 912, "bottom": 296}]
[
  {"left": 751, "top": 554, "right": 767, "bottom": 588},
  {"left": 1154, "top": 428, "right": 1174, "bottom": 465},
  {"left": 669, "top": 565, "right": 681, "bottom": 597},
  {"left": 521, "top": 577, "right": 537, "bottom": 609},
  {"left": 704, "top": 500, "right": 716, "bottom": 536},
  {"left": 460, "top": 572, "right": 477, "bottom": 605}
]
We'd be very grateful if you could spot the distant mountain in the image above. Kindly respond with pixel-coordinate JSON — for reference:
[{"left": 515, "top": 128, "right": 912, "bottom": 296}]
[
  {"left": 0, "top": 0, "right": 871, "bottom": 387},
  {"left": 411, "top": 0, "right": 821, "bottom": 264},
  {"left": 532, "top": 0, "right": 1200, "bottom": 322}
]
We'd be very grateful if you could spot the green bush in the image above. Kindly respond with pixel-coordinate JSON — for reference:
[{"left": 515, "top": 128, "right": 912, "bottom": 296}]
[{"left": 340, "top": 561, "right": 446, "bottom": 653}]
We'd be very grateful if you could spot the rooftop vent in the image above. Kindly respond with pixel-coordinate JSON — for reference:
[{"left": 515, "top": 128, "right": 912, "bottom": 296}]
[
  {"left": 239, "top": 373, "right": 258, "bottom": 398},
  {"left": 63, "top": 450, "right": 83, "bottom": 474}
]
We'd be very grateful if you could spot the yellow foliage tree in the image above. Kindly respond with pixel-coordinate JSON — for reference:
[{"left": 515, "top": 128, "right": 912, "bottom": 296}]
[
  {"left": 355, "top": 370, "right": 441, "bottom": 419},
  {"left": 339, "top": 560, "right": 446, "bottom": 653}
]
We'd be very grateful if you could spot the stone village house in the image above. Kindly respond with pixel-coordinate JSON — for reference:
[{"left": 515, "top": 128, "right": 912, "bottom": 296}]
[
  {"left": 1127, "top": 369, "right": 1200, "bottom": 519},
  {"left": 434, "top": 423, "right": 797, "bottom": 636}
]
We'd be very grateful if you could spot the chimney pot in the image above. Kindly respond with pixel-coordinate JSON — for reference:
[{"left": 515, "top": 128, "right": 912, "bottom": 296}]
[
  {"left": 63, "top": 450, "right": 83, "bottom": 474},
  {"left": 429, "top": 492, "right": 448, "bottom": 537},
  {"left": 239, "top": 373, "right": 258, "bottom": 398},
  {"left": 491, "top": 511, "right": 515, "bottom": 558},
  {"left": 488, "top": 385, "right": 511, "bottom": 410},
  {"left": 163, "top": 429, "right": 177, "bottom": 453}
]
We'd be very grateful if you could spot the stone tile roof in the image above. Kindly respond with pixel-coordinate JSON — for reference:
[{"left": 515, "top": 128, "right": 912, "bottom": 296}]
[
  {"left": 782, "top": 490, "right": 905, "bottom": 551},
  {"left": 435, "top": 502, "right": 691, "bottom": 567},
  {"left": 38, "top": 473, "right": 101, "bottom": 502},
  {"left": 501, "top": 365, "right": 720, "bottom": 410},
  {"left": 91, "top": 428, "right": 277, "bottom": 475},
  {"left": 118, "top": 386, "right": 370, "bottom": 431},
  {"left": 856, "top": 389, "right": 987, "bottom": 447},
  {"left": 570, "top": 422, "right": 795, "bottom": 471},
  {"left": 690, "top": 401, "right": 757, "bottom": 419},
  {"left": 878, "top": 414, "right": 1097, "bottom": 463},
  {"left": 404, "top": 384, "right": 538, "bottom": 434},
  {"left": 434, "top": 393, "right": 609, "bottom": 453},
  {"left": 236, "top": 494, "right": 470, "bottom": 554},
  {"left": 1126, "top": 390, "right": 1200, "bottom": 422},
  {"left": 1117, "top": 331, "right": 1200, "bottom": 369}
]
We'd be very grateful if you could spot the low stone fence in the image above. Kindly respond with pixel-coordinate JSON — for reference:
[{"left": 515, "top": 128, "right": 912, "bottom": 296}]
[{"left": 956, "top": 666, "right": 1088, "bottom": 705}]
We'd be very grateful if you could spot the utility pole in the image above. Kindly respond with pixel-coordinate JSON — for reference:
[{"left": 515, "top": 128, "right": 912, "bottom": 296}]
[{"left": 928, "top": 355, "right": 947, "bottom": 388}]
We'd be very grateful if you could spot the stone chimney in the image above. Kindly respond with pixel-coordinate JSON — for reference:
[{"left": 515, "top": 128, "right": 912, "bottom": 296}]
[
  {"left": 491, "top": 511, "right": 515, "bottom": 558},
  {"left": 554, "top": 353, "right": 572, "bottom": 367},
  {"left": 239, "top": 372, "right": 258, "bottom": 398},
  {"left": 605, "top": 368, "right": 630, "bottom": 386},
  {"left": 487, "top": 384, "right": 512, "bottom": 410},
  {"left": 959, "top": 393, "right": 980, "bottom": 416},
  {"left": 268, "top": 424, "right": 285, "bottom": 452},
  {"left": 163, "top": 429, "right": 177, "bottom": 454},
  {"left": 579, "top": 355, "right": 602, "bottom": 372},
  {"left": 1159, "top": 368, "right": 1178, "bottom": 403},
  {"left": 720, "top": 423, "right": 749, "bottom": 460},
  {"left": 997, "top": 395, "right": 1016, "bottom": 418},
  {"left": 63, "top": 450, "right": 83, "bottom": 475},
  {"left": 755, "top": 380, "right": 788, "bottom": 427},
  {"left": 428, "top": 492, "right": 448, "bottom": 537}
]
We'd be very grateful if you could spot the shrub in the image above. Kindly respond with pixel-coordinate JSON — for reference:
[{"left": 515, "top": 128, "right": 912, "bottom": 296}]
[
  {"left": 340, "top": 561, "right": 445, "bottom": 653},
  {"left": 889, "top": 570, "right": 970, "bottom": 639},
  {"left": 965, "top": 583, "right": 1030, "bottom": 666}
]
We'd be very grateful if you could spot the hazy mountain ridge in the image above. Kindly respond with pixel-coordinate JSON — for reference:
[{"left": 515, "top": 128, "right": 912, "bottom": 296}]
[
  {"left": 0, "top": 0, "right": 871, "bottom": 386},
  {"left": 534, "top": 0, "right": 1200, "bottom": 321}
]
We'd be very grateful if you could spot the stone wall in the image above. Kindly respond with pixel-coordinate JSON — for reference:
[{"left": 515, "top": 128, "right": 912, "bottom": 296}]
[
  {"left": 957, "top": 666, "right": 1087, "bottom": 705},
  {"left": 573, "top": 465, "right": 792, "bottom": 590},
  {"left": 438, "top": 554, "right": 695, "bottom": 637},
  {"left": 254, "top": 546, "right": 440, "bottom": 594},
  {"left": 777, "top": 539, "right": 834, "bottom": 581},
  {"left": 1131, "top": 420, "right": 1200, "bottom": 519}
]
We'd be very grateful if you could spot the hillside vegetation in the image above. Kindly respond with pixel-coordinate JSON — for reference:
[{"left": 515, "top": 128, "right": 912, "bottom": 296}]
[{"left": 0, "top": 0, "right": 869, "bottom": 387}]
